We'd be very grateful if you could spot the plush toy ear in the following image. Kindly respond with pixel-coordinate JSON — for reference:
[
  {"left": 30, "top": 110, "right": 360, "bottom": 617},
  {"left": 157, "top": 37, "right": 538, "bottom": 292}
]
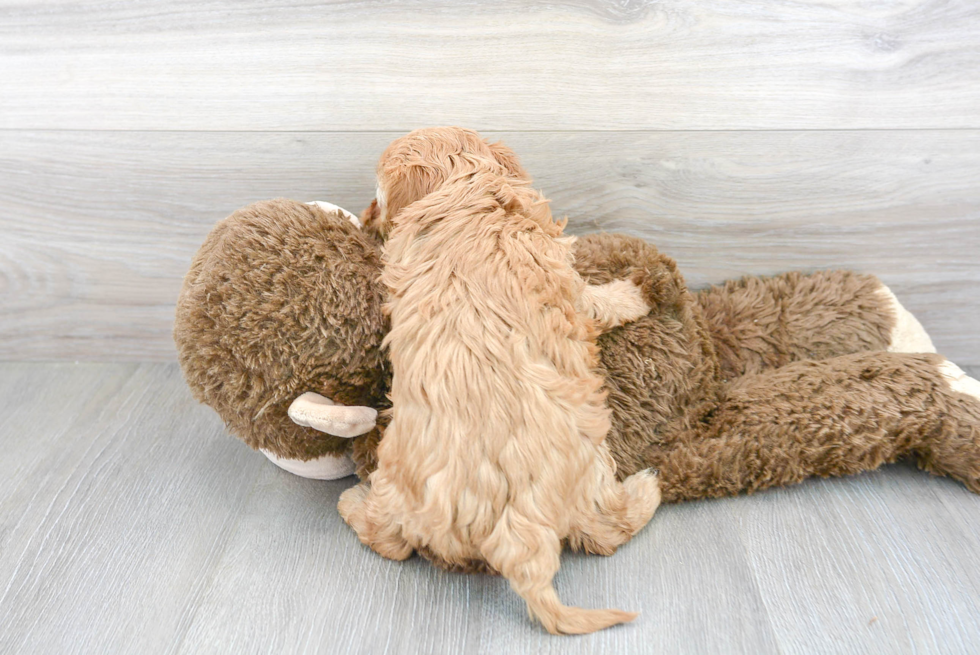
[{"left": 288, "top": 392, "right": 378, "bottom": 438}]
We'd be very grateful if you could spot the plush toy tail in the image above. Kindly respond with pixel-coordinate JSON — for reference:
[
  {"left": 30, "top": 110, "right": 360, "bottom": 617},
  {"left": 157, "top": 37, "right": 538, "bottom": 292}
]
[{"left": 519, "top": 585, "right": 637, "bottom": 635}]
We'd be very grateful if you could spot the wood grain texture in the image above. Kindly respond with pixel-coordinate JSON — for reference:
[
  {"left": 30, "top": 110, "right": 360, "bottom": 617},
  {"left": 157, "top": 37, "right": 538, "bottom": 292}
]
[
  {"left": 1, "top": 130, "right": 977, "bottom": 363},
  {"left": 731, "top": 466, "right": 980, "bottom": 654},
  {"left": 0, "top": 363, "right": 263, "bottom": 654},
  {"left": 1, "top": 1, "right": 979, "bottom": 131},
  {"left": 2, "top": 363, "right": 980, "bottom": 653}
]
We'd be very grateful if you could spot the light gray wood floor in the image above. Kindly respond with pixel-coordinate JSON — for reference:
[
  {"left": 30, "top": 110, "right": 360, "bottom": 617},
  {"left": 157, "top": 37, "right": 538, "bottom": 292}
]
[{"left": 2, "top": 362, "right": 980, "bottom": 654}]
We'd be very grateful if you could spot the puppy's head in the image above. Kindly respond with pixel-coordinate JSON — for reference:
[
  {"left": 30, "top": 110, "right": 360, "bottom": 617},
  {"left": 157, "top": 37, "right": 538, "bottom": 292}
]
[{"left": 364, "top": 127, "right": 529, "bottom": 238}]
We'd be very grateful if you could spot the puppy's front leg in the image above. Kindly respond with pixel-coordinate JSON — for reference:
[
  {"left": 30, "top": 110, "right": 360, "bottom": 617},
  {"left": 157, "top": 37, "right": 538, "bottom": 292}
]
[{"left": 578, "top": 279, "right": 651, "bottom": 333}]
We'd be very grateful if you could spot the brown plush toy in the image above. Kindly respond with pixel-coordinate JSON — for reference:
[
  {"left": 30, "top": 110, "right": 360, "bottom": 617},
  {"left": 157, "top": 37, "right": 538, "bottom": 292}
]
[
  {"left": 175, "top": 200, "right": 389, "bottom": 479},
  {"left": 175, "top": 198, "right": 980, "bottom": 502}
]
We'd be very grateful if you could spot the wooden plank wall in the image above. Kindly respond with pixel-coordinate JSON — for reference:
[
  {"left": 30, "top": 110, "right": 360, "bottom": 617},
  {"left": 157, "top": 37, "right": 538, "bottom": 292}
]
[{"left": 1, "top": 1, "right": 978, "bottom": 363}]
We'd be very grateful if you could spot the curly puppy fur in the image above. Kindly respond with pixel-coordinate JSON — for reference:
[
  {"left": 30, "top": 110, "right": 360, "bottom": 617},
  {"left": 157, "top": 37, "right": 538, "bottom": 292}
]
[
  {"left": 174, "top": 199, "right": 390, "bottom": 461},
  {"left": 338, "top": 128, "right": 660, "bottom": 635}
]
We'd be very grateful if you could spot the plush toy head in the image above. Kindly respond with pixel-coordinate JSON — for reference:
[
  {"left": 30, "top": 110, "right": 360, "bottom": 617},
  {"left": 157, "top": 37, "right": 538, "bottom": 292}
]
[{"left": 174, "top": 199, "right": 391, "bottom": 464}]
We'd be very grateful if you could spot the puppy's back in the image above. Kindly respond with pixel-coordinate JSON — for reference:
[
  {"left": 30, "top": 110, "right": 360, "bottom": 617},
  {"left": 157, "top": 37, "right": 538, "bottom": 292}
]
[{"left": 380, "top": 172, "right": 608, "bottom": 543}]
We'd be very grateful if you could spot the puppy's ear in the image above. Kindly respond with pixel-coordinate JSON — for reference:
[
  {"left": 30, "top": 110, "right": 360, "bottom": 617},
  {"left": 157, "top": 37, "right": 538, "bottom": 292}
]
[
  {"left": 361, "top": 199, "right": 382, "bottom": 237},
  {"left": 494, "top": 181, "right": 529, "bottom": 214},
  {"left": 384, "top": 163, "right": 441, "bottom": 225},
  {"left": 488, "top": 140, "right": 530, "bottom": 181}
]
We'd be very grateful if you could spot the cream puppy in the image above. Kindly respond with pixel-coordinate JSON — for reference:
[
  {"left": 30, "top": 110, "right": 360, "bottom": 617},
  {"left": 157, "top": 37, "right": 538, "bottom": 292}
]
[{"left": 339, "top": 128, "right": 660, "bottom": 635}]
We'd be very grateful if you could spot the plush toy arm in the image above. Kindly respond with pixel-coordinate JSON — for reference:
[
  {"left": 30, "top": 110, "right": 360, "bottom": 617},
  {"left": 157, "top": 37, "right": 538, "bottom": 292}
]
[
  {"left": 578, "top": 280, "right": 651, "bottom": 333},
  {"left": 288, "top": 392, "right": 378, "bottom": 438}
]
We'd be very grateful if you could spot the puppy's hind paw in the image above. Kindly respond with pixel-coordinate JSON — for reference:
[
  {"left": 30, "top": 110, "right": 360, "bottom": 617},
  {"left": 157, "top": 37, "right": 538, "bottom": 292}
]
[
  {"left": 338, "top": 482, "right": 413, "bottom": 561},
  {"left": 338, "top": 482, "right": 370, "bottom": 526},
  {"left": 624, "top": 468, "right": 662, "bottom": 528}
]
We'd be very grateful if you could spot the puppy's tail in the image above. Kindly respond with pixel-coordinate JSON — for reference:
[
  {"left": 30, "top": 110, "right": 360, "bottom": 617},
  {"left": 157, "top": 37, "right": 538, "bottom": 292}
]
[
  {"left": 484, "top": 509, "right": 637, "bottom": 634},
  {"left": 521, "top": 585, "right": 637, "bottom": 635}
]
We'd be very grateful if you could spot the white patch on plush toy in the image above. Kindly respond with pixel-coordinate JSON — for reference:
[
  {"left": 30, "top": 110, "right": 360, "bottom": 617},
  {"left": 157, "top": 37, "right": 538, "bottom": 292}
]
[
  {"left": 306, "top": 201, "right": 361, "bottom": 228},
  {"left": 288, "top": 391, "right": 377, "bottom": 437},
  {"left": 261, "top": 449, "right": 357, "bottom": 480},
  {"left": 939, "top": 360, "right": 980, "bottom": 402},
  {"left": 877, "top": 285, "right": 936, "bottom": 354}
]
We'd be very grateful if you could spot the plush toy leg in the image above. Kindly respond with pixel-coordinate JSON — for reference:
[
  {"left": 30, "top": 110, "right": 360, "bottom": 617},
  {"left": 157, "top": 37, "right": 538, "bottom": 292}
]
[
  {"left": 876, "top": 284, "right": 936, "bottom": 354},
  {"left": 261, "top": 449, "right": 357, "bottom": 480},
  {"left": 917, "top": 361, "right": 980, "bottom": 488},
  {"left": 647, "top": 352, "right": 980, "bottom": 503},
  {"left": 696, "top": 271, "right": 934, "bottom": 378}
]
